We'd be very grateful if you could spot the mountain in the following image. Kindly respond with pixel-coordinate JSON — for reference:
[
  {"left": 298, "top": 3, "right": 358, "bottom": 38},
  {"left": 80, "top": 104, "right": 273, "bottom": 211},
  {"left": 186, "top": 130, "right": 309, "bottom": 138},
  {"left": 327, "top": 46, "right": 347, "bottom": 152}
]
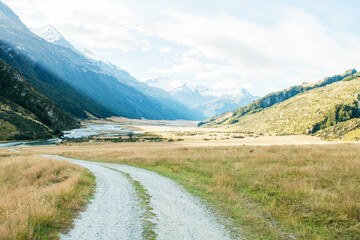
[
  {"left": 0, "top": 2, "right": 200, "bottom": 120},
  {"left": 0, "top": 59, "right": 79, "bottom": 140},
  {"left": 76, "top": 49, "right": 204, "bottom": 120},
  {"left": 170, "top": 84, "right": 215, "bottom": 108},
  {"left": 31, "top": 24, "right": 75, "bottom": 50},
  {"left": 0, "top": 41, "right": 114, "bottom": 119},
  {"left": 164, "top": 83, "right": 258, "bottom": 118},
  {"left": 200, "top": 70, "right": 360, "bottom": 140},
  {"left": 200, "top": 69, "right": 357, "bottom": 127},
  {"left": 192, "top": 89, "right": 258, "bottom": 117}
]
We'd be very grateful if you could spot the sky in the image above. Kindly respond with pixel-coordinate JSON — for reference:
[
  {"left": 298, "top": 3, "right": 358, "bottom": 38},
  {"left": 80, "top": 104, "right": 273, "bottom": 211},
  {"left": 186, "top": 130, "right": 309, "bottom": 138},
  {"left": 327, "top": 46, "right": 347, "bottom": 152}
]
[{"left": 3, "top": 0, "right": 360, "bottom": 96}]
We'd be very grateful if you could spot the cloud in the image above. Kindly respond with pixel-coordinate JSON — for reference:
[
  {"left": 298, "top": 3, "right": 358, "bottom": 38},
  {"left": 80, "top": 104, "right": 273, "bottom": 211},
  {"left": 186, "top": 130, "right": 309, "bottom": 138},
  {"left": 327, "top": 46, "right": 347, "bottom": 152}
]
[
  {"left": 4, "top": 0, "right": 360, "bottom": 96},
  {"left": 153, "top": 8, "right": 360, "bottom": 72},
  {"left": 147, "top": 6, "right": 360, "bottom": 95},
  {"left": 3, "top": 0, "right": 149, "bottom": 51},
  {"left": 159, "top": 47, "right": 171, "bottom": 53},
  {"left": 151, "top": 57, "right": 206, "bottom": 74}
]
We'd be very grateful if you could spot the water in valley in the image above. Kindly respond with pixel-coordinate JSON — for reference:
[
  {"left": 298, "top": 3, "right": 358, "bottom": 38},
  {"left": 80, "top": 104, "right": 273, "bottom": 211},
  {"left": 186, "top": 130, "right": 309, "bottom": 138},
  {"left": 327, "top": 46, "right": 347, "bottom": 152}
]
[{"left": 0, "top": 124, "right": 138, "bottom": 148}]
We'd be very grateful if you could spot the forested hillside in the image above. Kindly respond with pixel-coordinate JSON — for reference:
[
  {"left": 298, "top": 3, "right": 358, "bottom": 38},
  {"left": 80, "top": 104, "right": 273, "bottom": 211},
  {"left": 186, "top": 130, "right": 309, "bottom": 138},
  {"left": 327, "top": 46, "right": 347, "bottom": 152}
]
[{"left": 0, "top": 59, "right": 79, "bottom": 140}]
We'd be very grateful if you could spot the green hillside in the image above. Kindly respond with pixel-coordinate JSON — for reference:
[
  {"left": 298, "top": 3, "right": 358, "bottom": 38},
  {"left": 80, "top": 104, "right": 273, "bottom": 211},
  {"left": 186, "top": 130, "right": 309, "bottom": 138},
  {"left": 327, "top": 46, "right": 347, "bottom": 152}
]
[
  {"left": 0, "top": 42, "right": 114, "bottom": 119},
  {"left": 0, "top": 59, "right": 79, "bottom": 140},
  {"left": 201, "top": 71, "right": 360, "bottom": 140},
  {"left": 200, "top": 69, "right": 356, "bottom": 127}
]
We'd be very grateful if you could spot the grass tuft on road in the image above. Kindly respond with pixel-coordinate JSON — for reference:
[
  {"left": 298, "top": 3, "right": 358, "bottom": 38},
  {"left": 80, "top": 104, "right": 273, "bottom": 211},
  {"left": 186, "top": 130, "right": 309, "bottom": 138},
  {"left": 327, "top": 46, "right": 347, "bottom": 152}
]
[
  {"left": 105, "top": 166, "right": 157, "bottom": 240},
  {"left": 0, "top": 151, "right": 95, "bottom": 240}
]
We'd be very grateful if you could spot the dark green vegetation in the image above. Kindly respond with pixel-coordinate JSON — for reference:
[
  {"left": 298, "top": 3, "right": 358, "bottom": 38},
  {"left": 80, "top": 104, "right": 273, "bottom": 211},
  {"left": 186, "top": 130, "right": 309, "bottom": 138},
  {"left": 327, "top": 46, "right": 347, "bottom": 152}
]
[
  {"left": 201, "top": 69, "right": 360, "bottom": 140},
  {"left": 0, "top": 59, "right": 79, "bottom": 140},
  {"left": 60, "top": 133, "right": 183, "bottom": 144},
  {"left": 312, "top": 101, "right": 360, "bottom": 133},
  {"left": 0, "top": 42, "right": 113, "bottom": 119}
]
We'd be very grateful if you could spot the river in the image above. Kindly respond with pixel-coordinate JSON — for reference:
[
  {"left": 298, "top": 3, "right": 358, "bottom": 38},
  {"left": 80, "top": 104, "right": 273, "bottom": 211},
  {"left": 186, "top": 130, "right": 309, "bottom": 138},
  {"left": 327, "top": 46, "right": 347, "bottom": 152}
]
[{"left": 0, "top": 124, "right": 139, "bottom": 148}]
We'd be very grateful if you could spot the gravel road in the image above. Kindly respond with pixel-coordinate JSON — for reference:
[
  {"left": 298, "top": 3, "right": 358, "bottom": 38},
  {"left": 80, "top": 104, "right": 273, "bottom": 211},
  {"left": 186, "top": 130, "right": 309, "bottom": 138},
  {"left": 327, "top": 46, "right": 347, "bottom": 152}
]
[
  {"left": 43, "top": 155, "right": 143, "bottom": 240},
  {"left": 44, "top": 155, "right": 232, "bottom": 240}
]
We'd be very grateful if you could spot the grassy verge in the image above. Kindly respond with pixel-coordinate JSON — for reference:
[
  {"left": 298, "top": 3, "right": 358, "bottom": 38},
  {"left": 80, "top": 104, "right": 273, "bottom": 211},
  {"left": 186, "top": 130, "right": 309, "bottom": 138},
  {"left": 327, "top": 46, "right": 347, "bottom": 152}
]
[
  {"left": 0, "top": 151, "right": 95, "bottom": 239},
  {"left": 32, "top": 142, "right": 360, "bottom": 239}
]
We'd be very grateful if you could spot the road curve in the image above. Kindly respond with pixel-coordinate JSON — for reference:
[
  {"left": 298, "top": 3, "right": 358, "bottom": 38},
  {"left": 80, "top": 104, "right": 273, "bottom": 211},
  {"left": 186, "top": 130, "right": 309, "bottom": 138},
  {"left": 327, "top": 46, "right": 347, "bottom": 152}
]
[
  {"left": 42, "top": 155, "right": 143, "bottom": 240},
  {"left": 44, "top": 155, "right": 233, "bottom": 240}
]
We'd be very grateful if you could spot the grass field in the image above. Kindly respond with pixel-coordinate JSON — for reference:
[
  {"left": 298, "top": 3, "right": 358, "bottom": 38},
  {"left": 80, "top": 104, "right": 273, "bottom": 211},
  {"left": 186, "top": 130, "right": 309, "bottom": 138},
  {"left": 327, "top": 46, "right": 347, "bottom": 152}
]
[
  {"left": 24, "top": 141, "right": 360, "bottom": 239},
  {"left": 0, "top": 151, "right": 95, "bottom": 240}
]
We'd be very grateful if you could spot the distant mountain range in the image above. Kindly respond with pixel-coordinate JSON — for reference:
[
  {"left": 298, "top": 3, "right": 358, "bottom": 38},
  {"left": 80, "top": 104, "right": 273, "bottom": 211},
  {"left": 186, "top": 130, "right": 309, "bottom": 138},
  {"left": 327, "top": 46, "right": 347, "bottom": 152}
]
[
  {"left": 0, "top": 2, "right": 202, "bottom": 121},
  {"left": 73, "top": 48, "right": 204, "bottom": 120},
  {"left": 200, "top": 69, "right": 360, "bottom": 140},
  {"left": 192, "top": 89, "right": 259, "bottom": 117},
  {"left": 146, "top": 78, "right": 259, "bottom": 117}
]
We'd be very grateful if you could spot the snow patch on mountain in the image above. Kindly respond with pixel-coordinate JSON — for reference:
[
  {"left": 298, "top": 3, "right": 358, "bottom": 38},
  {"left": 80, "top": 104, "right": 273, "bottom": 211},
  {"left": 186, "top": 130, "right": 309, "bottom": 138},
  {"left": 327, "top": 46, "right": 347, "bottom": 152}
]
[
  {"left": 145, "top": 78, "right": 259, "bottom": 117},
  {"left": 78, "top": 48, "right": 112, "bottom": 65},
  {"left": 31, "top": 24, "right": 74, "bottom": 50}
]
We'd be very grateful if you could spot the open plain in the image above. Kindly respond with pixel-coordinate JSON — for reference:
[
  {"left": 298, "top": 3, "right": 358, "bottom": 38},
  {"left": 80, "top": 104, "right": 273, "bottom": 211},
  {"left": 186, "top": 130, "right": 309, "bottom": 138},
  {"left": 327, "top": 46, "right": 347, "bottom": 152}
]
[{"left": 2, "top": 120, "right": 359, "bottom": 239}]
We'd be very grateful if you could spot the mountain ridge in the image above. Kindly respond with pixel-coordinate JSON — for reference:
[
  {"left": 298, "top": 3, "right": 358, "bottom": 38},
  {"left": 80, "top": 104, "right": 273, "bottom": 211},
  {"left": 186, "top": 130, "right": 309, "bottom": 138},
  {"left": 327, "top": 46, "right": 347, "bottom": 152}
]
[
  {"left": 0, "top": 41, "right": 114, "bottom": 119},
  {"left": 31, "top": 24, "right": 75, "bottom": 50},
  {"left": 0, "top": 2, "right": 202, "bottom": 120},
  {"left": 200, "top": 69, "right": 360, "bottom": 140},
  {"left": 200, "top": 69, "right": 357, "bottom": 127},
  {"left": 0, "top": 59, "right": 79, "bottom": 140}
]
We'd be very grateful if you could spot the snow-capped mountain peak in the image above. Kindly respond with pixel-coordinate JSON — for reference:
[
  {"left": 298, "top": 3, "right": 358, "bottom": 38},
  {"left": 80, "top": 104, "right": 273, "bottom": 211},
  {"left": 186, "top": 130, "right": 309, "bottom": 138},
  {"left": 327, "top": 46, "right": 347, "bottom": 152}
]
[
  {"left": 40, "top": 24, "right": 62, "bottom": 42},
  {"left": 31, "top": 24, "right": 74, "bottom": 50}
]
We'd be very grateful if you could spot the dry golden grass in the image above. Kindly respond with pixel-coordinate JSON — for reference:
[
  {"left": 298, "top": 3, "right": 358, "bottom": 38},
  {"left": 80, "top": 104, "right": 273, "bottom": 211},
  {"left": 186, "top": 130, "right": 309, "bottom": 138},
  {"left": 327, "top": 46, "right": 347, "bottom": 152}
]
[
  {"left": 27, "top": 142, "right": 360, "bottom": 239},
  {"left": 0, "top": 151, "right": 95, "bottom": 240}
]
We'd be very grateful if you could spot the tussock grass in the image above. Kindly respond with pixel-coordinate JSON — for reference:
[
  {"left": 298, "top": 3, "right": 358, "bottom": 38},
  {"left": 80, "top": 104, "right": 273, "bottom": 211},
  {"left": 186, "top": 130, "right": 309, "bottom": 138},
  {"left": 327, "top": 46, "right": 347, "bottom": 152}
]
[
  {"left": 0, "top": 151, "right": 95, "bottom": 239},
  {"left": 31, "top": 142, "right": 360, "bottom": 239},
  {"left": 204, "top": 77, "right": 360, "bottom": 137}
]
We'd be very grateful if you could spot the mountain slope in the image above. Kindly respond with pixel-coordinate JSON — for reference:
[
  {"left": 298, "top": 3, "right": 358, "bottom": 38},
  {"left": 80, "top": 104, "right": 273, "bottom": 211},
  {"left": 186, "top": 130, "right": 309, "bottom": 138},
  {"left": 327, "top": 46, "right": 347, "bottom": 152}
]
[
  {"left": 77, "top": 49, "right": 205, "bottom": 120},
  {"left": 31, "top": 24, "right": 75, "bottom": 50},
  {"left": 0, "top": 2, "right": 200, "bottom": 120},
  {"left": 0, "top": 59, "right": 79, "bottom": 140},
  {"left": 200, "top": 69, "right": 357, "bottom": 126},
  {"left": 0, "top": 41, "right": 114, "bottom": 119},
  {"left": 200, "top": 70, "right": 360, "bottom": 139}
]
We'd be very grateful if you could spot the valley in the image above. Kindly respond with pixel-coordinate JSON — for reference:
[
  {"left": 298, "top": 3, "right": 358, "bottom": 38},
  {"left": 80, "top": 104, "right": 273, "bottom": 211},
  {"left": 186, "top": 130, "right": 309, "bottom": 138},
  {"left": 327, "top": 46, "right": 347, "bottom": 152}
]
[
  {"left": 0, "top": 1, "right": 360, "bottom": 240},
  {"left": 2, "top": 124, "right": 359, "bottom": 239}
]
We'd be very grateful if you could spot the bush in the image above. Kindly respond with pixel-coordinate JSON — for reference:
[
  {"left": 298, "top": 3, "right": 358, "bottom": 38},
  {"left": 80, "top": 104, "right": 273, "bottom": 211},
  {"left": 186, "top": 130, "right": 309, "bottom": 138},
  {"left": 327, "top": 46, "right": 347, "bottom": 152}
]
[{"left": 311, "top": 101, "right": 360, "bottom": 133}]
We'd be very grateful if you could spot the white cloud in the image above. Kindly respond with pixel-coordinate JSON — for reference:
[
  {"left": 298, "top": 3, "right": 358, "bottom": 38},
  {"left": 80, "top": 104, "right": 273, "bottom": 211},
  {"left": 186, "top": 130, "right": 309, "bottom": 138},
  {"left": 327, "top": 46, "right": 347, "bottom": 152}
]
[
  {"left": 153, "top": 8, "right": 360, "bottom": 73},
  {"left": 4, "top": 0, "right": 149, "bottom": 51},
  {"left": 151, "top": 57, "right": 208, "bottom": 74},
  {"left": 159, "top": 47, "right": 171, "bottom": 53},
  {"left": 143, "top": 75, "right": 184, "bottom": 91},
  {"left": 3, "top": 0, "right": 360, "bottom": 96},
  {"left": 147, "top": 7, "right": 360, "bottom": 95}
]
